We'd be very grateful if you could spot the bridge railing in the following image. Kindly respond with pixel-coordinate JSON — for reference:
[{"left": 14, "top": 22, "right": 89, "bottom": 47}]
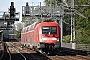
[
  {"left": 75, "top": 44, "right": 90, "bottom": 52},
  {"left": 61, "top": 42, "right": 90, "bottom": 53}
]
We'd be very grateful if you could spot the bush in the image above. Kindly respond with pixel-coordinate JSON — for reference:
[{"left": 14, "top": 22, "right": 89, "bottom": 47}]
[{"left": 63, "top": 35, "right": 71, "bottom": 43}]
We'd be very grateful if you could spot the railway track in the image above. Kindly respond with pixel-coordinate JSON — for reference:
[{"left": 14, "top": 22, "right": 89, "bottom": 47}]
[
  {"left": 1, "top": 42, "right": 49, "bottom": 60},
  {"left": 0, "top": 42, "right": 4, "bottom": 60},
  {"left": 6, "top": 42, "right": 26, "bottom": 60},
  {"left": 0, "top": 42, "right": 26, "bottom": 60},
  {"left": 14, "top": 42, "right": 90, "bottom": 60},
  {"left": 13, "top": 42, "right": 50, "bottom": 60},
  {"left": 1, "top": 42, "right": 90, "bottom": 60},
  {"left": 46, "top": 47, "right": 90, "bottom": 60},
  {"left": 0, "top": 42, "right": 11, "bottom": 60}
]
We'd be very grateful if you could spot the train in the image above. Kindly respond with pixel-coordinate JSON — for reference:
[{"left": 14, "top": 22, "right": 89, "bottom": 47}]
[
  {"left": 2, "top": 29, "right": 17, "bottom": 42},
  {"left": 21, "top": 19, "right": 61, "bottom": 53}
]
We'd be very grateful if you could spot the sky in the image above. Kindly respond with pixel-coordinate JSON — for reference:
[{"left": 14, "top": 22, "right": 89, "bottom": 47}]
[{"left": 0, "top": 0, "right": 45, "bottom": 22}]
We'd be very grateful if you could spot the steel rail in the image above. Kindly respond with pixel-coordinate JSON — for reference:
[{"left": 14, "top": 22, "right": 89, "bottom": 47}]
[
  {"left": 16, "top": 45, "right": 39, "bottom": 60},
  {"left": 10, "top": 43, "right": 26, "bottom": 60},
  {"left": 5, "top": 43, "right": 12, "bottom": 60},
  {"left": 0, "top": 43, "right": 4, "bottom": 60}
]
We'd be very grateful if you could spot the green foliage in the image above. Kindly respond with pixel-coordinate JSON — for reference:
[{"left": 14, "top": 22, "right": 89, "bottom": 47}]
[
  {"left": 44, "top": 0, "right": 90, "bottom": 44},
  {"left": 76, "top": 29, "right": 90, "bottom": 44},
  {"left": 44, "top": 0, "right": 62, "bottom": 6},
  {"left": 14, "top": 30, "right": 21, "bottom": 38},
  {"left": 2, "top": 13, "right": 9, "bottom": 18},
  {"left": 22, "top": 16, "right": 26, "bottom": 21},
  {"left": 63, "top": 15, "right": 71, "bottom": 36},
  {"left": 63, "top": 35, "right": 70, "bottom": 43},
  {"left": 75, "top": 0, "right": 88, "bottom": 4},
  {"left": 75, "top": 0, "right": 90, "bottom": 44}
]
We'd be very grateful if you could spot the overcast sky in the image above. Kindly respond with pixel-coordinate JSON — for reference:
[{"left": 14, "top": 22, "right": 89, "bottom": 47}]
[{"left": 0, "top": 0, "right": 44, "bottom": 22}]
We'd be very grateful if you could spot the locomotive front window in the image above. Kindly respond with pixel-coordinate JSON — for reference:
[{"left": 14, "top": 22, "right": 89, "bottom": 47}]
[
  {"left": 51, "top": 27, "right": 56, "bottom": 34},
  {"left": 42, "top": 26, "right": 56, "bottom": 34}
]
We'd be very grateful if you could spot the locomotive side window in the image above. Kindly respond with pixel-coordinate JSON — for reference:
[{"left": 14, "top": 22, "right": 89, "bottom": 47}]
[{"left": 42, "top": 26, "right": 56, "bottom": 34}]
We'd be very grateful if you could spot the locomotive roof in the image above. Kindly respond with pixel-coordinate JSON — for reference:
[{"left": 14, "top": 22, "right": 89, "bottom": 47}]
[{"left": 22, "top": 19, "right": 59, "bottom": 31}]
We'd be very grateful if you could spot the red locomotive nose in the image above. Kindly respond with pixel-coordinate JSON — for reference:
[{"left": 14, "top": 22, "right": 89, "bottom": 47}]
[
  {"left": 41, "top": 37, "right": 58, "bottom": 44},
  {"left": 43, "top": 40, "right": 57, "bottom": 44},
  {"left": 43, "top": 34, "right": 55, "bottom": 37}
]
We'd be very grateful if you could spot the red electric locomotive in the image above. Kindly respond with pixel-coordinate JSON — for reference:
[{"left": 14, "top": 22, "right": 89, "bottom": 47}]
[{"left": 21, "top": 20, "right": 61, "bottom": 53}]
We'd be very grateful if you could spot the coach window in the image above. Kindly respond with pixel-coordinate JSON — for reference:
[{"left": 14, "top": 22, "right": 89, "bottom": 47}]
[
  {"left": 26, "top": 29, "right": 27, "bottom": 32},
  {"left": 30, "top": 25, "right": 33, "bottom": 30},
  {"left": 21, "top": 30, "right": 23, "bottom": 33},
  {"left": 27, "top": 27, "right": 29, "bottom": 31},
  {"left": 23, "top": 29, "right": 24, "bottom": 32},
  {"left": 25, "top": 29, "right": 27, "bottom": 32}
]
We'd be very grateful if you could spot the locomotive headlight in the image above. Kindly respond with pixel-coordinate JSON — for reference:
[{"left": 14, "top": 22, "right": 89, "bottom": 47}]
[
  {"left": 40, "top": 38, "right": 59, "bottom": 41},
  {"left": 40, "top": 38, "right": 47, "bottom": 42},
  {"left": 57, "top": 38, "right": 59, "bottom": 41},
  {"left": 41, "top": 38, "right": 47, "bottom": 40},
  {"left": 40, "top": 38, "right": 42, "bottom": 42},
  {"left": 51, "top": 38, "right": 59, "bottom": 41}
]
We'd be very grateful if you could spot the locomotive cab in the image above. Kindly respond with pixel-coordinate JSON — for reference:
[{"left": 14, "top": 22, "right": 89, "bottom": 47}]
[{"left": 37, "top": 21, "right": 61, "bottom": 50}]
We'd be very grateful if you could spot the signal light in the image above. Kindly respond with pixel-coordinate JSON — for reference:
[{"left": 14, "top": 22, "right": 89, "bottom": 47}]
[
  {"left": 9, "top": 2, "right": 15, "bottom": 18},
  {"left": 25, "top": 2, "right": 30, "bottom": 14},
  {"left": 10, "top": 6, "right": 15, "bottom": 18}
]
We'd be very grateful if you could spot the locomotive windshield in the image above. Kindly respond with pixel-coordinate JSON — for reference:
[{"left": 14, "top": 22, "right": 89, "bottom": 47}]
[{"left": 42, "top": 26, "right": 56, "bottom": 34}]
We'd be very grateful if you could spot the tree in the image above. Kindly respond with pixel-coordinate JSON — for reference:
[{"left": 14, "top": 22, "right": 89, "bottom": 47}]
[
  {"left": 44, "top": 0, "right": 90, "bottom": 44},
  {"left": 44, "top": 0, "right": 62, "bottom": 6},
  {"left": 75, "top": 0, "right": 90, "bottom": 44},
  {"left": 2, "top": 12, "right": 9, "bottom": 18}
]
